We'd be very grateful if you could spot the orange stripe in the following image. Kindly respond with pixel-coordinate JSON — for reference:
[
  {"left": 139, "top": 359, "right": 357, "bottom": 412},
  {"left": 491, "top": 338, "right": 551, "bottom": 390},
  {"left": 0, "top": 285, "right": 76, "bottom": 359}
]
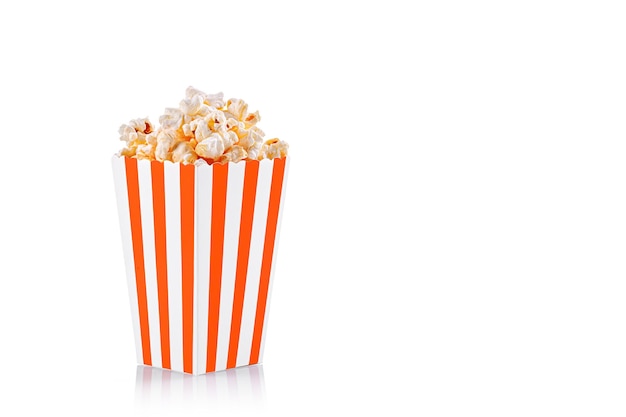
[
  {"left": 206, "top": 163, "right": 229, "bottom": 372},
  {"left": 151, "top": 161, "right": 170, "bottom": 369},
  {"left": 227, "top": 160, "right": 260, "bottom": 368},
  {"left": 125, "top": 157, "right": 152, "bottom": 366},
  {"left": 250, "top": 157, "right": 287, "bottom": 365},
  {"left": 180, "top": 164, "right": 195, "bottom": 374}
]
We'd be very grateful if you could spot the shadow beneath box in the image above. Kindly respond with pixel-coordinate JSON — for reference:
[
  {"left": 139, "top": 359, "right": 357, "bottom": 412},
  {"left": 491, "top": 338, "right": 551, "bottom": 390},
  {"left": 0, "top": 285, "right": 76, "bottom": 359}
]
[{"left": 135, "top": 364, "right": 267, "bottom": 412}]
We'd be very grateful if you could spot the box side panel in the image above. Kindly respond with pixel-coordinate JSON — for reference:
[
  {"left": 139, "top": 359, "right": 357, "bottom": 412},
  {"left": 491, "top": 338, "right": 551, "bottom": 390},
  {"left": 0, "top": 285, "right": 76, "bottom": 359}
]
[
  {"left": 256, "top": 157, "right": 289, "bottom": 364},
  {"left": 236, "top": 160, "right": 273, "bottom": 367},
  {"left": 112, "top": 156, "right": 143, "bottom": 365}
]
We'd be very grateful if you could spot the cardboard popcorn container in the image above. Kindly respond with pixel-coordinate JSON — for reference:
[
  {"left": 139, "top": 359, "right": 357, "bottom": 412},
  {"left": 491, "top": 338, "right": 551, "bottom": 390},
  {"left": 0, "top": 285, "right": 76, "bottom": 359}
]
[{"left": 112, "top": 156, "right": 289, "bottom": 374}]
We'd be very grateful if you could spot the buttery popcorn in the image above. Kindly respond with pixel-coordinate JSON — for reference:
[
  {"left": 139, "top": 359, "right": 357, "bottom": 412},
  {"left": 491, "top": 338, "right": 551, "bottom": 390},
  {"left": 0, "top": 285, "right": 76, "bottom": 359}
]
[{"left": 118, "top": 87, "right": 288, "bottom": 164}]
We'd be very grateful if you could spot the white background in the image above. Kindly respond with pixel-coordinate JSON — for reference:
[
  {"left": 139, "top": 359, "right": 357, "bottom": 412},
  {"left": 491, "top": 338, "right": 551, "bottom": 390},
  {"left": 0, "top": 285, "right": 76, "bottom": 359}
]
[{"left": 0, "top": 0, "right": 625, "bottom": 416}]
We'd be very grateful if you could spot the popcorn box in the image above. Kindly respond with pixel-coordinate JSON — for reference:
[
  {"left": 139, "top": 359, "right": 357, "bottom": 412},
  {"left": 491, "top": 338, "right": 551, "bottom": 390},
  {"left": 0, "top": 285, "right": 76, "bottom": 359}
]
[{"left": 112, "top": 156, "right": 289, "bottom": 374}]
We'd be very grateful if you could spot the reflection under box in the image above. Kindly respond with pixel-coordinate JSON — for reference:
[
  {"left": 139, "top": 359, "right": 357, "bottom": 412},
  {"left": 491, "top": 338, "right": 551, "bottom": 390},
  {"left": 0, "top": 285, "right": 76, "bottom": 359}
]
[{"left": 135, "top": 364, "right": 267, "bottom": 409}]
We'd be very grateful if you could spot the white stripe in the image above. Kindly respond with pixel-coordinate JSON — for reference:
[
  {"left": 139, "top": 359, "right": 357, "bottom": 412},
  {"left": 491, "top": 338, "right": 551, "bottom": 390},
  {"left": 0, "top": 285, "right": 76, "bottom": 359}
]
[
  {"left": 195, "top": 164, "right": 212, "bottom": 374},
  {"left": 258, "top": 157, "right": 290, "bottom": 362},
  {"left": 215, "top": 162, "right": 246, "bottom": 371},
  {"left": 112, "top": 156, "right": 143, "bottom": 365},
  {"left": 164, "top": 161, "right": 183, "bottom": 372},
  {"left": 137, "top": 159, "right": 161, "bottom": 368},
  {"left": 191, "top": 167, "right": 198, "bottom": 376},
  {"left": 236, "top": 160, "right": 273, "bottom": 366}
]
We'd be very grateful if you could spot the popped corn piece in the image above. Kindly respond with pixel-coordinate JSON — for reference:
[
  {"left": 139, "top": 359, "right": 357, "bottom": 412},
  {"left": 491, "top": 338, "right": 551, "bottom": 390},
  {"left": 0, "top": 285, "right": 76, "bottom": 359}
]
[
  {"left": 146, "top": 133, "right": 157, "bottom": 146},
  {"left": 118, "top": 125, "right": 136, "bottom": 143},
  {"left": 154, "top": 143, "right": 171, "bottom": 162},
  {"left": 226, "top": 98, "right": 248, "bottom": 121},
  {"left": 244, "top": 111, "right": 260, "bottom": 126},
  {"left": 186, "top": 86, "right": 225, "bottom": 108},
  {"left": 206, "top": 110, "right": 227, "bottom": 132},
  {"left": 180, "top": 94, "right": 204, "bottom": 116},
  {"left": 237, "top": 131, "right": 254, "bottom": 149},
  {"left": 263, "top": 138, "right": 288, "bottom": 159},
  {"left": 219, "top": 145, "right": 248, "bottom": 163},
  {"left": 197, "top": 103, "right": 215, "bottom": 117},
  {"left": 238, "top": 125, "right": 264, "bottom": 148},
  {"left": 182, "top": 123, "right": 194, "bottom": 137},
  {"left": 183, "top": 114, "right": 194, "bottom": 125},
  {"left": 171, "top": 141, "right": 197, "bottom": 164},
  {"left": 185, "top": 86, "right": 205, "bottom": 99},
  {"left": 222, "top": 130, "right": 238, "bottom": 149},
  {"left": 159, "top": 108, "right": 183, "bottom": 131},
  {"left": 226, "top": 118, "right": 244, "bottom": 131},
  {"left": 120, "top": 146, "right": 137, "bottom": 158},
  {"left": 136, "top": 143, "right": 155, "bottom": 160},
  {"left": 157, "top": 129, "right": 177, "bottom": 148},
  {"left": 128, "top": 117, "right": 153, "bottom": 134},
  {"left": 193, "top": 120, "right": 211, "bottom": 141},
  {"left": 250, "top": 125, "right": 265, "bottom": 140},
  {"left": 247, "top": 141, "right": 262, "bottom": 160},
  {"left": 154, "top": 129, "right": 177, "bottom": 161},
  {"left": 119, "top": 117, "right": 153, "bottom": 145},
  {"left": 195, "top": 133, "right": 225, "bottom": 159}
]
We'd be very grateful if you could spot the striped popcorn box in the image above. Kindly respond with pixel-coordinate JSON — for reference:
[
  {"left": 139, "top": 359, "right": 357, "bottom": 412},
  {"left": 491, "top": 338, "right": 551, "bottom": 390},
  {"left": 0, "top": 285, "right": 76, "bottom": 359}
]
[{"left": 112, "top": 156, "right": 289, "bottom": 374}]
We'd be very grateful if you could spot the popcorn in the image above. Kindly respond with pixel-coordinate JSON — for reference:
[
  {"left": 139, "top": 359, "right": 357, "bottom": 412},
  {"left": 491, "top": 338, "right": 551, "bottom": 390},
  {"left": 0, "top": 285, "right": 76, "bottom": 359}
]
[
  {"left": 146, "top": 133, "right": 158, "bottom": 146},
  {"left": 219, "top": 145, "right": 248, "bottom": 164},
  {"left": 207, "top": 110, "right": 227, "bottom": 132},
  {"left": 226, "top": 98, "right": 248, "bottom": 121},
  {"left": 154, "top": 129, "right": 177, "bottom": 162},
  {"left": 185, "top": 86, "right": 225, "bottom": 108},
  {"left": 238, "top": 126, "right": 263, "bottom": 149},
  {"left": 180, "top": 94, "right": 204, "bottom": 116},
  {"left": 159, "top": 108, "right": 183, "bottom": 131},
  {"left": 118, "top": 87, "right": 288, "bottom": 164},
  {"left": 222, "top": 130, "right": 238, "bottom": 149},
  {"left": 171, "top": 142, "right": 197, "bottom": 164},
  {"left": 261, "top": 138, "right": 289, "bottom": 160},
  {"left": 247, "top": 142, "right": 262, "bottom": 160},
  {"left": 182, "top": 123, "right": 194, "bottom": 137},
  {"left": 193, "top": 120, "right": 211, "bottom": 141},
  {"left": 226, "top": 118, "right": 244, "bottom": 131},
  {"left": 117, "top": 117, "right": 154, "bottom": 158},
  {"left": 136, "top": 143, "right": 155, "bottom": 160},
  {"left": 195, "top": 133, "right": 225, "bottom": 160},
  {"left": 128, "top": 118, "right": 153, "bottom": 135},
  {"left": 119, "top": 118, "right": 152, "bottom": 144},
  {"left": 244, "top": 111, "right": 260, "bottom": 126},
  {"left": 119, "top": 145, "right": 137, "bottom": 158}
]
